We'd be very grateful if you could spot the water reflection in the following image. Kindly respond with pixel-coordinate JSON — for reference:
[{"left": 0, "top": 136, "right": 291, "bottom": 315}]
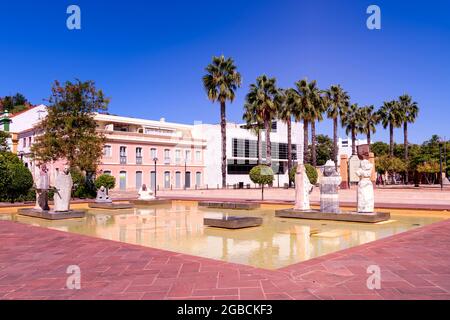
[{"left": 2, "top": 203, "right": 445, "bottom": 269}]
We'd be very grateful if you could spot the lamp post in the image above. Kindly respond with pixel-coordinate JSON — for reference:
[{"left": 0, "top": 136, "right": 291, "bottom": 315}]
[
  {"left": 184, "top": 158, "right": 187, "bottom": 190},
  {"left": 153, "top": 157, "right": 158, "bottom": 197},
  {"left": 439, "top": 141, "right": 443, "bottom": 191}
]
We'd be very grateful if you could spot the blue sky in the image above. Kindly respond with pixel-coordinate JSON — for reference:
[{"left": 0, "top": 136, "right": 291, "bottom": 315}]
[{"left": 1, "top": 0, "right": 449, "bottom": 144}]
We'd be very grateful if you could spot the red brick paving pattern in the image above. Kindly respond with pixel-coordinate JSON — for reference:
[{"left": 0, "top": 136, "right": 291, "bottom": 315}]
[{"left": 1, "top": 219, "right": 450, "bottom": 300}]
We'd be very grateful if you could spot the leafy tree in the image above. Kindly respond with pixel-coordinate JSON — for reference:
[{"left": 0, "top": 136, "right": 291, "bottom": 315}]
[
  {"left": 417, "top": 161, "right": 442, "bottom": 184},
  {"left": 245, "top": 75, "right": 281, "bottom": 167},
  {"left": 0, "top": 151, "right": 33, "bottom": 202},
  {"left": 371, "top": 141, "right": 389, "bottom": 157},
  {"left": 398, "top": 94, "right": 419, "bottom": 161},
  {"left": 314, "top": 134, "right": 333, "bottom": 166},
  {"left": 203, "top": 55, "right": 242, "bottom": 188},
  {"left": 249, "top": 165, "right": 274, "bottom": 200},
  {"left": 0, "top": 131, "right": 10, "bottom": 151},
  {"left": 31, "top": 80, "right": 109, "bottom": 173},
  {"left": 95, "top": 174, "right": 116, "bottom": 190},
  {"left": 375, "top": 156, "right": 407, "bottom": 174},
  {"left": 324, "top": 85, "right": 349, "bottom": 168},
  {"left": 289, "top": 163, "right": 318, "bottom": 185}
]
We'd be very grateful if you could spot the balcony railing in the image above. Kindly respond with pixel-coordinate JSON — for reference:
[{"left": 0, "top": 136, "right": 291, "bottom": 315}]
[
  {"left": 136, "top": 156, "right": 143, "bottom": 165},
  {"left": 120, "top": 156, "right": 127, "bottom": 164},
  {"left": 164, "top": 157, "right": 171, "bottom": 165}
]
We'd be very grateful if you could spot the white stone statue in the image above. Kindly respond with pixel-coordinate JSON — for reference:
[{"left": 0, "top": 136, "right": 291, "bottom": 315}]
[
  {"left": 356, "top": 160, "right": 374, "bottom": 213},
  {"left": 53, "top": 166, "right": 73, "bottom": 212},
  {"left": 34, "top": 164, "right": 50, "bottom": 211},
  {"left": 294, "top": 164, "right": 314, "bottom": 211},
  {"left": 95, "top": 186, "right": 112, "bottom": 203},
  {"left": 138, "top": 184, "right": 155, "bottom": 200}
]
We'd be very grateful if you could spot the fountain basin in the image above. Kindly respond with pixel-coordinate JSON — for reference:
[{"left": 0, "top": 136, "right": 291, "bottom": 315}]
[{"left": 275, "top": 209, "right": 390, "bottom": 223}]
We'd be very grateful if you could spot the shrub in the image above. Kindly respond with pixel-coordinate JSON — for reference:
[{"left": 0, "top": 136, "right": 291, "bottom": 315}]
[
  {"left": 289, "top": 164, "right": 318, "bottom": 185},
  {"left": 0, "top": 151, "right": 33, "bottom": 202},
  {"left": 70, "top": 167, "right": 96, "bottom": 199},
  {"left": 95, "top": 174, "right": 116, "bottom": 190}
]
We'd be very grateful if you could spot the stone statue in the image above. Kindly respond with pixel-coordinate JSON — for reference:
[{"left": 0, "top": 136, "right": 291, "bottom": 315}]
[
  {"left": 320, "top": 160, "right": 342, "bottom": 213},
  {"left": 34, "top": 164, "right": 50, "bottom": 211},
  {"left": 53, "top": 166, "right": 73, "bottom": 212},
  {"left": 138, "top": 184, "right": 155, "bottom": 200},
  {"left": 294, "top": 164, "right": 314, "bottom": 211},
  {"left": 95, "top": 186, "right": 112, "bottom": 203},
  {"left": 356, "top": 160, "right": 374, "bottom": 213}
]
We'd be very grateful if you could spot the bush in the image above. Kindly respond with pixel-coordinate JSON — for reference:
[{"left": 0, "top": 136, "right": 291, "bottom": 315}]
[
  {"left": 249, "top": 165, "right": 274, "bottom": 185},
  {"left": 289, "top": 164, "right": 318, "bottom": 185},
  {"left": 70, "top": 167, "right": 96, "bottom": 199},
  {"left": 95, "top": 174, "right": 116, "bottom": 190},
  {"left": 0, "top": 151, "right": 33, "bottom": 202}
]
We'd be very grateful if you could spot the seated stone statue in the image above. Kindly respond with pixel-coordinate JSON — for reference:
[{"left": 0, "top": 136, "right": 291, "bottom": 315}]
[
  {"left": 53, "top": 166, "right": 73, "bottom": 212},
  {"left": 95, "top": 186, "right": 112, "bottom": 203},
  {"left": 138, "top": 184, "right": 155, "bottom": 200}
]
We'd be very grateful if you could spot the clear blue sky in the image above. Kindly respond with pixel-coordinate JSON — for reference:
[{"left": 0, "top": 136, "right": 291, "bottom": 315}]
[{"left": 1, "top": 0, "right": 449, "bottom": 144}]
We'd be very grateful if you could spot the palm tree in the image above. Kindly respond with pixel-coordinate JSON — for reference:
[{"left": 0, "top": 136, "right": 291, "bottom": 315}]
[
  {"left": 294, "top": 79, "right": 313, "bottom": 164},
  {"left": 341, "top": 103, "right": 362, "bottom": 156},
  {"left": 203, "top": 55, "right": 242, "bottom": 187},
  {"left": 242, "top": 102, "right": 264, "bottom": 165},
  {"left": 359, "top": 105, "right": 380, "bottom": 145},
  {"left": 378, "top": 100, "right": 402, "bottom": 157},
  {"left": 308, "top": 81, "right": 326, "bottom": 167},
  {"left": 245, "top": 75, "right": 280, "bottom": 167},
  {"left": 278, "top": 88, "right": 296, "bottom": 185},
  {"left": 398, "top": 94, "right": 419, "bottom": 161},
  {"left": 324, "top": 85, "right": 349, "bottom": 167}
]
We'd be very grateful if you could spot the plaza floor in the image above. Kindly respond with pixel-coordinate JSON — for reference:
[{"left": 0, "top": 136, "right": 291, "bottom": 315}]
[{"left": 1, "top": 214, "right": 450, "bottom": 300}]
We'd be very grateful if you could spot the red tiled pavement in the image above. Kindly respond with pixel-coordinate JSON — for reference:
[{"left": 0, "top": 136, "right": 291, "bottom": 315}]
[{"left": 1, "top": 219, "right": 450, "bottom": 300}]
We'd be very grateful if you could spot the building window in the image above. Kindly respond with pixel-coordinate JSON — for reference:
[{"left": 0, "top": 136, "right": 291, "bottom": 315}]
[
  {"left": 23, "top": 138, "right": 26, "bottom": 148},
  {"left": 150, "top": 171, "right": 156, "bottom": 190},
  {"left": 196, "top": 172, "right": 202, "bottom": 187},
  {"left": 185, "top": 150, "right": 191, "bottom": 163},
  {"left": 175, "top": 149, "right": 181, "bottom": 164},
  {"left": 28, "top": 137, "right": 32, "bottom": 146},
  {"left": 150, "top": 148, "right": 157, "bottom": 159},
  {"left": 232, "top": 138, "right": 296, "bottom": 161},
  {"left": 175, "top": 171, "right": 181, "bottom": 188},
  {"left": 164, "top": 171, "right": 170, "bottom": 189},
  {"left": 195, "top": 150, "right": 201, "bottom": 162},
  {"left": 119, "top": 171, "right": 127, "bottom": 190},
  {"left": 136, "top": 171, "right": 143, "bottom": 190},
  {"left": 103, "top": 145, "right": 112, "bottom": 157},
  {"left": 120, "top": 146, "right": 127, "bottom": 164},
  {"left": 136, "top": 147, "right": 143, "bottom": 164},
  {"left": 164, "top": 149, "right": 170, "bottom": 164},
  {"left": 185, "top": 171, "right": 191, "bottom": 189},
  {"left": 103, "top": 170, "right": 112, "bottom": 175}
]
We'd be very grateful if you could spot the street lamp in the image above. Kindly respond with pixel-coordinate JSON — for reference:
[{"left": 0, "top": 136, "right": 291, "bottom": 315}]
[
  {"left": 439, "top": 139, "right": 443, "bottom": 191},
  {"left": 184, "top": 158, "right": 187, "bottom": 190},
  {"left": 153, "top": 157, "right": 158, "bottom": 197}
]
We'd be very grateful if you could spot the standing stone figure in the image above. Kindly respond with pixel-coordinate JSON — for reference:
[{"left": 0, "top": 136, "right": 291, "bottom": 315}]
[
  {"left": 356, "top": 160, "right": 374, "bottom": 213},
  {"left": 294, "top": 164, "right": 313, "bottom": 211},
  {"left": 138, "top": 184, "right": 155, "bottom": 200},
  {"left": 320, "top": 160, "right": 342, "bottom": 213},
  {"left": 34, "top": 164, "right": 50, "bottom": 211},
  {"left": 95, "top": 186, "right": 112, "bottom": 203},
  {"left": 54, "top": 166, "right": 73, "bottom": 212}
]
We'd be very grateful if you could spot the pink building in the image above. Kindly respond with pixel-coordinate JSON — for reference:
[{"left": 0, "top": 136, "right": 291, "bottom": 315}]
[{"left": 11, "top": 107, "right": 207, "bottom": 191}]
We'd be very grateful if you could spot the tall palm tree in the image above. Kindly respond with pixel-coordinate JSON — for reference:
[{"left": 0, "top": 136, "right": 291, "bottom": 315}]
[
  {"left": 359, "top": 105, "right": 380, "bottom": 145},
  {"left": 308, "top": 81, "right": 326, "bottom": 167},
  {"left": 242, "top": 102, "right": 264, "bottom": 164},
  {"left": 324, "top": 85, "right": 350, "bottom": 167},
  {"left": 398, "top": 94, "right": 419, "bottom": 161},
  {"left": 378, "top": 100, "right": 402, "bottom": 157},
  {"left": 203, "top": 55, "right": 242, "bottom": 188},
  {"left": 341, "top": 103, "right": 362, "bottom": 156},
  {"left": 294, "top": 79, "right": 313, "bottom": 164},
  {"left": 245, "top": 75, "right": 279, "bottom": 167},
  {"left": 278, "top": 88, "right": 296, "bottom": 185}
]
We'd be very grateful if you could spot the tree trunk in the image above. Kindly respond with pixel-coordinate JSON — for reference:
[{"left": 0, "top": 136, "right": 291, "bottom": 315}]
[
  {"left": 287, "top": 118, "right": 292, "bottom": 187},
  {"left": 404, "top": 122, "right": 409, "bottom": 184},
  {"left": 333, "top": 117, "right": 338, "bottom": 169},
  {"left": 311, "top": 120, "right": 317, "bottom": 167},
  {"left": 265, "top": 118, "right": 272, "bottom": 167},
  {"left": 257, "top": 129, "right": 262, "bottom": 165},
  {"left": 389, "top": 122, "right": 394, "bottom": 157},
  {"left": 367, "top": 128, "right": 371, "bottom": 146},
  {"left": 352, "top": 126, "right": 357, "bottom": 155},
  {"left": 303, "top": 119, "right": 309, "bottom": 164},
  {"left": 220, "top": 100, "right": 227, "bottom": 188}
]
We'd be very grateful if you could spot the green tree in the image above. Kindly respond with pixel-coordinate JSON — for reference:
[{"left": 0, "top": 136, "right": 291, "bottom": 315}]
[
  {"left": 203, "top": 55, "right": 242, "bottom": 188},
  {"left": 249, "top": 165, "right": 274, "bottom": 200},
  {"left": 398, "top": 94, "right": 419, "bottom": 161},
  {"left": 289, "top": 164, "right": 318, "bottom": 185},
  {"left": 359, "top": 105, "right": 380, "bottom": 145},
  {"left": 378, "top": 100, "right": 402, "bottom": 157},
  {"left": 341, "top": 103, "right": 362, "bottom": 156},
  {"left": 293, "top": 79, "right": 313, "bottom": 164},
  {"left": 0, "top": 131, "right": 10, "bottom": 151},
  {"left": 0, "top": 151, "right": 33, "bottom": 202},
  {"left": 278, "top": 88, "right": 296, "bottom": 182},
  {"left": 31, "top": 80, "right": 109, "bottom": 173},
  {"left": 314, "top": 134, "right": 333, "bottom": 166},
  {"left": 95, "top": 174, "right": 116, "bottom": 191},
  {"left": 324, "top": 85, "right": 349, "bottom": 168},
  {"left": 245, "top": 75, "right": 280, "bottom": 167},
  {"left": 371, "top": 141, "right": 389, "bottom": 157}
]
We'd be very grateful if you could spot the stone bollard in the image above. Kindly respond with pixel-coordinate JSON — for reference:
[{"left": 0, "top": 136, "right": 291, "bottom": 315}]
[{"left": 320, "top": 160, "right": 342, "bottom": 213}]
